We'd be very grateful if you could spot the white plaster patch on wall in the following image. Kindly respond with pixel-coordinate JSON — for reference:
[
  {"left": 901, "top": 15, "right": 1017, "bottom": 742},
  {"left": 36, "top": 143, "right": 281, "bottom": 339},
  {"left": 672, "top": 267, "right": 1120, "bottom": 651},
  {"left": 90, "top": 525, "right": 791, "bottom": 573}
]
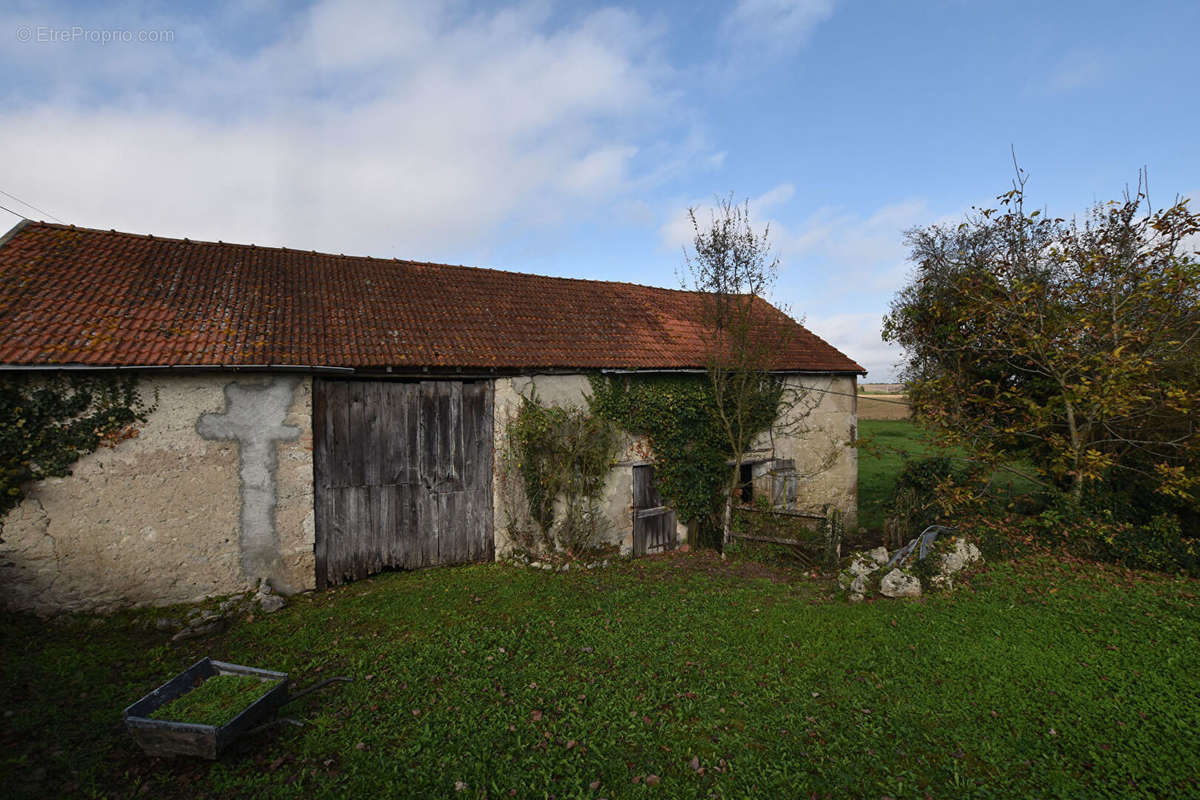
[
  {"left": 275, "top": 376, "right": 317, "bottom": 593},
  {"left": 197, "top": 375, "right": 314, "bottom": 595}
]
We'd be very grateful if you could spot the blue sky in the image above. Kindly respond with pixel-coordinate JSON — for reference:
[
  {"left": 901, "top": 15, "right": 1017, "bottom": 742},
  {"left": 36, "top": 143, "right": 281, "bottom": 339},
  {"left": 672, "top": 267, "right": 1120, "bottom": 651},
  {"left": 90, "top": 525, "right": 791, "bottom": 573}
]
[{"left": 2, "top": 1, "right": 1197, "bottom": 379}]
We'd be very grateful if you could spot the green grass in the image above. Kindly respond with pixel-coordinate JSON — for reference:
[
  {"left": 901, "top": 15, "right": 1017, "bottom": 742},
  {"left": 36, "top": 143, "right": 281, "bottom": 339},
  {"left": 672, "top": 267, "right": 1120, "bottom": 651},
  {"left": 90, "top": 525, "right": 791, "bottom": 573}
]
[
  {"left": 2, "top": 553, "right": 1198, "bottom": 798},
  {"left": 149, "top": 675, "right": 282, "bottom": 727},
  {"left": 857, "top": 419, "right": 1043, "bottom": 534},
  {"left": 857, "top": 419, "right": 943, "bottom": 532}
]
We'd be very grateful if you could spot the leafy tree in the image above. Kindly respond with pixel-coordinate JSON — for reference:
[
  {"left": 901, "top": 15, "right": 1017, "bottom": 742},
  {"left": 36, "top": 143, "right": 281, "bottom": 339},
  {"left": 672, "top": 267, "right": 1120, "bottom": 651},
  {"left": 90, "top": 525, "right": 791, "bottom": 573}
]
[
  {"left": 683, "top": 195, "right": 791, "bottom": 551},
  {"left": 883, "top": 170, "right": 1200, "bottom": 522}
]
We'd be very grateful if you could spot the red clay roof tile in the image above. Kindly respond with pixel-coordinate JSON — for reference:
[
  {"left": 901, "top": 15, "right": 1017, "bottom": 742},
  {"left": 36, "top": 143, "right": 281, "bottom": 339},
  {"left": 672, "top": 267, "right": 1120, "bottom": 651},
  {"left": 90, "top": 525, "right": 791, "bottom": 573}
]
[{"left": 0, "top": 221, "right": 864, "bottom": 373}]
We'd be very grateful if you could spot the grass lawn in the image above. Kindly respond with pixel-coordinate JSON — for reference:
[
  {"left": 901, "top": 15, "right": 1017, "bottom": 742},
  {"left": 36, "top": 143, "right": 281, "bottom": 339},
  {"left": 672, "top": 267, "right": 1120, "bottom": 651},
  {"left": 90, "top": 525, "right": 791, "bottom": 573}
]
[
  {"left": 857, "top": 420, "right": 1043, "bottom": 535},
  {"left": 3, "top": 552, "right": 1198, "bottom": 798},
  {"left": 857, "top": 419, "right": 943, "bottom": 533}
]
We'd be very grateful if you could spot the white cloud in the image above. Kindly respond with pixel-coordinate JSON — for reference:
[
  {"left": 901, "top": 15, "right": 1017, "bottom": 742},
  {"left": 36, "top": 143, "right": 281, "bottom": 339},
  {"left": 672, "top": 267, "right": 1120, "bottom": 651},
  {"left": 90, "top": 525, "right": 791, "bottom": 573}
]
[
  {"left": 753, "top": 183, "right": 795, "bottom": 212},
  {"left": 655, "top": 189, "right": 924, "bottom": 378},
  {"left": 0, "top": 1, "right": 706, "bottom": 260},
  {"left": 560, "top": 146, "right": 640, "bottom": 196},
  {"left": 803, "top": 311, "right": 903, "bottom": 381},
  {"left": 658, "top": 182, "right": 795, "bottom": 254},
  {"left": 1044, "top": 49, "right": 1106, "bottom": 94},
  {"left": 722, "top": 0, "right": 836, "bottom": 53},
  {"left": 776, "top": 198, "right": 937, "bottom": 295}
]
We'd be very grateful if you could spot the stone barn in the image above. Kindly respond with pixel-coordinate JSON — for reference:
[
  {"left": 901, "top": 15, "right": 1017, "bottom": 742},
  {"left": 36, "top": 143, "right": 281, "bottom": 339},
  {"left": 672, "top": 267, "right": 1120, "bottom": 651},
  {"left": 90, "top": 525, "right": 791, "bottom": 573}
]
[{"left": 0, "top": 221, "right": 865, "bottom": 613}]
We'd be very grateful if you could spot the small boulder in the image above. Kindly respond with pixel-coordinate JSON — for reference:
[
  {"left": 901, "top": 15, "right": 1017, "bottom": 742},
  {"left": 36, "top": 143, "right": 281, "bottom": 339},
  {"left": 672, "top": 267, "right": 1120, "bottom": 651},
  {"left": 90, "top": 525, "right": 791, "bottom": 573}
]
[
  {"left": 867, "top": 546, "right": 889, "bottom": 565},
  {"left": 939, "top": 539, "right": 982, "bottom": 576},
  {"left": 847, "top": 556, "right": 878, "bottom": 579},
  {"left": 879, "top": 569, "right": 922, "bottom": 598},
  {"left": 256, "top": 582, "right": 286, "bottom": 614},
  {"left": 258, "top": 593, "right": 286, "bottom": 614},
  {"left": 838, "top": 550, "right": 886, "bottom": 599}
]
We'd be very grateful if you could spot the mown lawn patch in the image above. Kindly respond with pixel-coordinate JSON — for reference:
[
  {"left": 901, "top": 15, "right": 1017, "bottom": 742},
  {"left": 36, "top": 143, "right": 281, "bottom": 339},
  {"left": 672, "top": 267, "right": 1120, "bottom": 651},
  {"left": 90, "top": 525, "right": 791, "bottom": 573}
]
[{"left": 2, "top": 552, "right": 1197, "bottom": 798}]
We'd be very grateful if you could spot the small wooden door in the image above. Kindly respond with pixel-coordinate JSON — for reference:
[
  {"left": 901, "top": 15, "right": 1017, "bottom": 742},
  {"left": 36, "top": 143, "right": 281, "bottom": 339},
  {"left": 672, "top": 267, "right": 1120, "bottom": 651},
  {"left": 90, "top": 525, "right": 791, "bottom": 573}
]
[
  {"left": 312, "top": 379, "right": 493, "bottom": 587},
  {"left": 632, "top": 465, "right": 677, "bottom": 557}
]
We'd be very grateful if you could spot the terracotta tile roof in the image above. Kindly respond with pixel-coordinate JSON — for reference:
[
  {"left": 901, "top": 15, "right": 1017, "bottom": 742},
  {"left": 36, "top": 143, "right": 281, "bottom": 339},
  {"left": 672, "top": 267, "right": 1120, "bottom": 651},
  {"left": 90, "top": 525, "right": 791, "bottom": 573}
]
[{"left": 0, "top": 221, "right": 865, "bottom": 373}]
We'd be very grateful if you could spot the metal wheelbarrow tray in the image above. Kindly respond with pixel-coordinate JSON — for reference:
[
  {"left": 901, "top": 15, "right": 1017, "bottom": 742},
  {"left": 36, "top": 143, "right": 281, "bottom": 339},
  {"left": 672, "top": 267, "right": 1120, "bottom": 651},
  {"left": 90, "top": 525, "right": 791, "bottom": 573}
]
[{"left": 123, "top": 657, "right": 293, "bottom": 759}]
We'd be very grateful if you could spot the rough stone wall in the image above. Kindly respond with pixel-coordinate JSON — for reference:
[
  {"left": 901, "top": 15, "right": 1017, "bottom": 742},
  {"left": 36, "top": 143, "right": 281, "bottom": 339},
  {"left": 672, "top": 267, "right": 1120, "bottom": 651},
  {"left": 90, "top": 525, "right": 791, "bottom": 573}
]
[
  {"left": 746, "top": 374, "right": 859, "bottom": 526},
  {"left": 492, "top": 374, "right": 640, "bottom": 556},
  {"left": 491, "top": 372, "right": 859, "bottom": 556},
  {"left": 0, "top": 373, "right": 315, "bottom": 614}
]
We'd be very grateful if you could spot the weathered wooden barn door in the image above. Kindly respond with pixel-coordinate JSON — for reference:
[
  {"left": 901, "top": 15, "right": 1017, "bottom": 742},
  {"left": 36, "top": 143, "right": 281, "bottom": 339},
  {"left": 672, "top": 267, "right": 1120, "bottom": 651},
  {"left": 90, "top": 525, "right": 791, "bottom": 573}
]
[
  {"left": 632, "top": 465, "right": 677, "bottom": 557},
  {"left": 313, "top": 379, "right": 493, "bottom": 587}
]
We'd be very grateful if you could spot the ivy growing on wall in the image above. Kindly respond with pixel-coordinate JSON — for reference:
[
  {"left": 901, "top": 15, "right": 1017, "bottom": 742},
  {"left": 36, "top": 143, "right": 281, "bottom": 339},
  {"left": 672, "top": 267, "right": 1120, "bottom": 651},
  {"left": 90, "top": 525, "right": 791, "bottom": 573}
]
[
  {"left": 588, "top": 373, "right": 780, "bottom": 547},
  {"left": 503, "top": 392, "right": 620, "bottom": 554},
  {"left": 0, "top": 374, "right": 152, "bottom": 525}
]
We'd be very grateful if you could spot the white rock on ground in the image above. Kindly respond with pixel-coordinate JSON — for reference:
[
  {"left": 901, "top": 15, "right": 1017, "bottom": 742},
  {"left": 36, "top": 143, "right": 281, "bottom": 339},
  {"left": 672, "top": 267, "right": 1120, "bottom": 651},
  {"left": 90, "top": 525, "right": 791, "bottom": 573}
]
[
  {"left": 940, "top": 540, "right": 982, "bottom": 575},
  {"left": 259, "top": 594, "right": 285, "bottom": 613},
  {"left": 868, "top": 547, "right": 889, "bottom": 565},
  {"left": 879, "top": 569, "right": 922, "bottom": 598},
  {"left": 848, "top": 556, "right": 879, "bottom": 579}
]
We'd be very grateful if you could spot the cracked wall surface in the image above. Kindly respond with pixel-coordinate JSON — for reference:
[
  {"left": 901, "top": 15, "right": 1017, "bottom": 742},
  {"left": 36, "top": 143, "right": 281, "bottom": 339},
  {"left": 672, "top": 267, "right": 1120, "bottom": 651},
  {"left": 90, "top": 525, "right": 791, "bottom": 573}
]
[{"left": 0, "top": 374, "right": 315, "bottom": 614}]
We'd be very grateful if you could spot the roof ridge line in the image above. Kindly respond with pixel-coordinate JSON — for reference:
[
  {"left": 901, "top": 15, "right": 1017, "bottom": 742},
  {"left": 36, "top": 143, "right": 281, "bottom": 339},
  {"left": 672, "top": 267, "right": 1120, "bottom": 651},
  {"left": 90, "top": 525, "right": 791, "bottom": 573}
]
[{"left": 24, "top": 220, "right": 715, "bottom": 297}]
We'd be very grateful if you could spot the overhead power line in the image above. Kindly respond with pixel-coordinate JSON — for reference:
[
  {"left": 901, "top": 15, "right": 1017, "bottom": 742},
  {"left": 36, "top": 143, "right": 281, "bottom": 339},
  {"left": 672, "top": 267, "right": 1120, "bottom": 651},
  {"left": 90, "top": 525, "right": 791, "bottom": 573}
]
[
  {"left": 805, "top": 385, "right": 912, "bottom": 406},
  {"left": 0, "top": 202, "right": 30, "bottom": 221},
  {"left": 0, "top": 188, "right": 64, "bottom": 223}
]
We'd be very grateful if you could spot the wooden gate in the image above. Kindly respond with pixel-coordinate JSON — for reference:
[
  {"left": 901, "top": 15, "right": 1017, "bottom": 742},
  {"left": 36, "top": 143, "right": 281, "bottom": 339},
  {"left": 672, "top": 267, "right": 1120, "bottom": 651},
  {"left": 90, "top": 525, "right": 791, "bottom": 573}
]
[
  {"left": 312, "top": 379, "right": 493, "bottom": 587},
  {"left": 632, "top": 464, "right": 678, "bottom": 557}
]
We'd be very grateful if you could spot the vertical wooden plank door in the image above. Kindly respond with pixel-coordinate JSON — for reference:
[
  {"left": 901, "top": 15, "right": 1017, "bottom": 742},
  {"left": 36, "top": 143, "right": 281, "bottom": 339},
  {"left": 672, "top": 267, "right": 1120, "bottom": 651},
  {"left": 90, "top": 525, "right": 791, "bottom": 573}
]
[
  {"left": 313, "top": 379, "right": 494, "bottom": 587},
  {"left": 632, "top": 464, "right": 678, "bottom": 557}
]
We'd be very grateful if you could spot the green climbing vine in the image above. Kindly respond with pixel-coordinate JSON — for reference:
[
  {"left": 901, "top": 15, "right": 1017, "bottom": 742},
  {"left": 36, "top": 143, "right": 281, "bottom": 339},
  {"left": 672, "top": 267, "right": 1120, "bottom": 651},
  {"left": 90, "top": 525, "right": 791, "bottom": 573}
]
[
  {"left": 0, "top": 374, "right": 152, "bottom": 524},
  {"left": 502, "top": 392, "right": 620, "bottom": 554},
  {"left": 588, "top": 373, "right": 780, "bottom": 547}
]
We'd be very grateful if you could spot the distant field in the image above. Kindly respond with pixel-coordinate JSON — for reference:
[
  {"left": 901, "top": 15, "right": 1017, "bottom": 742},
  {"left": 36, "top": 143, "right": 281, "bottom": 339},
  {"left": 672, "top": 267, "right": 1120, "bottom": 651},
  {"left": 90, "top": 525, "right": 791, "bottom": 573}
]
[{"left": 857, "top": 393, "right": 910, "bottom": 421}]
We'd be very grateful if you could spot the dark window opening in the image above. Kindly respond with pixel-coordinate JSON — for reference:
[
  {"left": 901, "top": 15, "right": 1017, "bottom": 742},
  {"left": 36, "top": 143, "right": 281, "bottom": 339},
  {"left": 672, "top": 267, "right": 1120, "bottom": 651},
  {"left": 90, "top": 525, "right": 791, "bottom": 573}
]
[{"left": 739, "top": 462, "right": 755, "bottom": 503}]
